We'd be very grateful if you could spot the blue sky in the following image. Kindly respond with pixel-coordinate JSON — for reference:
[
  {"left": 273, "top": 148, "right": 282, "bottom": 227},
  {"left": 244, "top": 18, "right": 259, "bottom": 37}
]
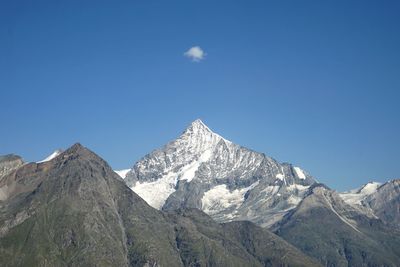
[{"left": 1, "top": 1, "right": 399, "bottom": 191}]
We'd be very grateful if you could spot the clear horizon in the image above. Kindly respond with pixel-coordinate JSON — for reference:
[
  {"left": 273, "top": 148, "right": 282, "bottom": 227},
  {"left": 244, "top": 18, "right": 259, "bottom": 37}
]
[{"left": 1, "top": 1, "right": 399, "bottom": 191}]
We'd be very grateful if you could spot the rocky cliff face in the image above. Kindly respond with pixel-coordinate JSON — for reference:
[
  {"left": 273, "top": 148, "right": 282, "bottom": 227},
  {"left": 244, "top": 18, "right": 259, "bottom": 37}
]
[
  {"left": 364, "top": 179, "right": 400, "bottom": 228},
  {"left": 0, "top": 143, "right": 320, "bottom": 267},
  {"left": 0, "top": 154, "right": 24, "bottom": 180},
  {"left": 124, "top": 119, "right": 316, "bottom": 227}
]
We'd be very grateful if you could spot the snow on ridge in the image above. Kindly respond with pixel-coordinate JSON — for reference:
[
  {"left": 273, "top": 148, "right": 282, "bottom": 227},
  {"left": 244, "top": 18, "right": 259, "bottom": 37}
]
[
  {"left": 115, "top": 169, "right": 131, "bottom": 179},
  {"left": 359, "top": 182, "right": 381, "bottom": 194},
  {"left": 293, "top": 166, "right": 306, "bottom": 180},
  {"left": 131, "top": 172, "right": 178, "bottom": 209},
  {"left": 339, "top": 181, "right": 381, "bottom": 206},
  {"left": 287, "top": 184, "right": 310, "bottom": 192},
  {"left": 191, "top": 119, "right": 211, "bottom": 132},
  {"left": 37, "top": 150, "right": 63, "bottom": 163},
  {"left": 179, "top": 149, "right": 213, "bottom": 182},
  {"left": 187, "top": 119, "right": 232, "bottom": 145},
  {"left": 131, "top": 147, "right": 216, "bottom": 209}
]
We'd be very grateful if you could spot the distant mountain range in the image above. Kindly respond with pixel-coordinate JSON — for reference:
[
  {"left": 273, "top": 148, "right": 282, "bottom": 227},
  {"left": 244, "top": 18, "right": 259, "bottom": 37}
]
[{"left": 0, "top": 119, "right": 399, "bottom": 266}]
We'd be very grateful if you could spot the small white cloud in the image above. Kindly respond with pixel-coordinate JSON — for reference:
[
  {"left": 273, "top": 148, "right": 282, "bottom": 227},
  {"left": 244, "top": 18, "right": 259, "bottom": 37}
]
[{"left": 184, "top": 46, "right": 205, "bottom": 62}]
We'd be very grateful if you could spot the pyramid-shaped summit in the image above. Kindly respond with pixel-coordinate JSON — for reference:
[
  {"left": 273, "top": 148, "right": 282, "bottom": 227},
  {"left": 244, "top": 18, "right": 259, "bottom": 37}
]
[
  {"left": 124, "top": 120, "right": 316, "bottom": 227},
  {"left": 185, "top": 118, "right": 210, "bottom": 131},
  {"left": 177, "top": 119, "right": 229, "bottom": 159},
  {"left": 183, "top": 119, "right": 228, "bottom": 138}
]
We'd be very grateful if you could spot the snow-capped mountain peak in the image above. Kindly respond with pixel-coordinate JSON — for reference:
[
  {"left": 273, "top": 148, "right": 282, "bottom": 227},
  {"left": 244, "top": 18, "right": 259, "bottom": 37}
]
[
  {"left": 177, "top": 119, "right": 231, "bottom": 156},
  {"left": 124, "top": 120, "right": 317, "bottom": 226},
  {"left": 185, "top": 119, "right": 211, "bottom": 133}
]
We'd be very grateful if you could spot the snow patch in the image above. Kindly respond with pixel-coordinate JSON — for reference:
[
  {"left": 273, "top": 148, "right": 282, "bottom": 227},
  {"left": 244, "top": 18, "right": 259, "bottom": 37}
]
[
  {"left": 179, "top": 149, "right": 212, "bottom": 182},
  {"left": 359, "top": 182, "right": 381, "bottom": 195},
  {"left": 340, "top": 182, "right": 381, "bottom": 206},
  {"left": 202, "top": 181, "right": 259, "bottom": 215},
  {"left": 276, "top": 173, "right": 284, "bottom": 180},
  {"left": 293, "top": 167, "right": 306, "bottom": 179},
  {"left": 131, "top": 172, "right": 178, "bottom": 209},
  {"left": 131, "top": 147, "right": 214, "bottom": 209},
  {"left": 37, "top": 150, "right": 62, "bottom": 163},
  {"left": 191, "top": 119, "right": 232, "bottom": 144},
  {"left": 287, "top": 184, "right": 310, "bottom": 192},
  {"left": 114, "top": 169, "right": 131, "bottom": 179}
]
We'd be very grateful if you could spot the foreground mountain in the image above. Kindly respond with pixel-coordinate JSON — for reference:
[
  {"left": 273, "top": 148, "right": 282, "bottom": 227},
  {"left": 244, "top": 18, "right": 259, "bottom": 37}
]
[
  {"left": 0, "top": 143, "right": 319, "bottom": 267},
  {"left": 274, "top": 184, "right": 400, "bottom": 266},
  {"left": 124, "top": 119, "right": 316, "bottom": 227}
]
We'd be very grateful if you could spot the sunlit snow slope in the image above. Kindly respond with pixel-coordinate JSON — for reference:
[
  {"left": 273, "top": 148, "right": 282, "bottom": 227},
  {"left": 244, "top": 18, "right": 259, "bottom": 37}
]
[{"left": 125, "top": 119, "right": 317, "bottom": 227}]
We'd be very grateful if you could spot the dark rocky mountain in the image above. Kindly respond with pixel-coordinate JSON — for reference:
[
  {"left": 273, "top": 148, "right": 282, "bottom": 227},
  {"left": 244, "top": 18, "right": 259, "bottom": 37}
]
[
  {"left": 0, "top": 143, "right": 320, "bottom": 267},
  {"left": 124, "top": 119, "right": 317, "bottom": 227},
  {"left": 274, "top": 184, "right": 400, "bottom": 267}
]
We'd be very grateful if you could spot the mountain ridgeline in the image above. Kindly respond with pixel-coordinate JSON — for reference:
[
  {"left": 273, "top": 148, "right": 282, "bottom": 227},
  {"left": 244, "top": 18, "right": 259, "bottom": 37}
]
[
  {"left": 121, "top": 120, "right": 400, "bottom": 267},
  {"left": 0, "top": 143, "right": 319, "bottom": 267},
  {"left": 1, "top": 119, "right": 399, "bottom": 266}
]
